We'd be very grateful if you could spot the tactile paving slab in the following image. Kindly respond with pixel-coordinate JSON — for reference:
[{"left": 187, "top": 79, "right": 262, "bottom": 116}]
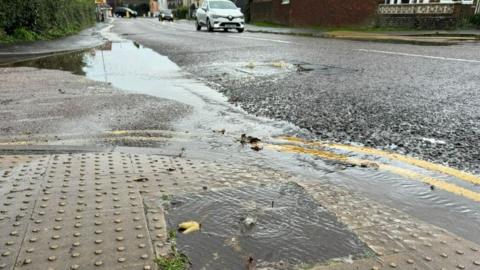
[
  {"left": 1, "top": 152, "right": 479, "bottom": 270},
  {"left": 299, "top": 181, "right": 480, "bottom": 270}
]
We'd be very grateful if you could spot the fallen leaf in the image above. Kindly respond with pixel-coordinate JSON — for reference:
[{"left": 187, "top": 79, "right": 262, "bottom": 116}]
[
  {"left": 178, "top": 221, "right": 201, "bottom": 234},
  {"left": 251, "top": 144, "right": 263, "bottom": 151},
  {"left": 359, "top": 161, "right": 379, "bottom": 169},
  {"left": 240, "top": 134, "right": 261, "bottom": 144},
  {"left": 247, "top": 256, "right": 256, "bottom": 270},
  {"left": 213, "top": 129, "right": 226, "bottom": 134},
  {"left": 133, "top": 177, "right": 149, "bottom": 182}
]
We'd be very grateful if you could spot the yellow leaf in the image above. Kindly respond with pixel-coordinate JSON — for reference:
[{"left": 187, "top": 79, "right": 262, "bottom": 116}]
[{"left": 178, "top": 221, "right": 200, "bottom": 234}]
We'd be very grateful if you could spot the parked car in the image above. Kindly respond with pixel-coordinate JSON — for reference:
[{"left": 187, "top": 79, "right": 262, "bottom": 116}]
[
  {"left": 158, "top": 9, "right": 174, "bottom": 21},
  {"left": 114, "top": 7, "right": 137, "bottom": 18},
  {"left": 195, "top": 0, "right": 245, "bottom": 33}
]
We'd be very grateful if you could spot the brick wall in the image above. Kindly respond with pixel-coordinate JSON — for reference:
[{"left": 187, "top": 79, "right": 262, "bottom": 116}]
[
  {"left": 271, "top": 0, "right": 290, "bottom": 25},
  {"left": 252, "top": 0, "right": 382, "bottom": 26},
  {"left": 290, "top": 0, "right": 382, "bottom": 26},
  {"left": 251, "top": 0, "right": 273, "bottom": 23},
  {"left": 377, "top": 4, "right": 475, "bottom": 29}
]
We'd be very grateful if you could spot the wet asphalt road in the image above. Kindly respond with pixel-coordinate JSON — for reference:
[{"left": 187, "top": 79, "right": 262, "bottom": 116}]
[{"left": 112, "top": 18, "right": 480, "bottom": 175}]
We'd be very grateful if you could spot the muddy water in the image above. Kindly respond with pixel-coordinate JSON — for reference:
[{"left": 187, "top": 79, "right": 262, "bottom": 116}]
[
  {"left": 164, "top": 183, "right": 370, "bottom": 270},
  {"left": 6, "top": 51, "right": 87, "bottom": 75}
]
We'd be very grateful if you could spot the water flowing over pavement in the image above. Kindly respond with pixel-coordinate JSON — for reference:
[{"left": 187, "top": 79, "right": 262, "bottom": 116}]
[{"left": 0, "top": 20, "right": 480, "bottom": 269}]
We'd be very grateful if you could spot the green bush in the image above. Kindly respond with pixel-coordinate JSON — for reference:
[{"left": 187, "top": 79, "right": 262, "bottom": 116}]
[
  {"left": 0, "top": 0, "right": 95, "bottom": 42},
  {"left": 471, "top": 14, "right": 480, "bottom": 27},
  {"left": 174, "top": 6, "right": 189, "bottom": 19},
  {"left": 12, "top": 27, "right": 40, "bottom": 41}
]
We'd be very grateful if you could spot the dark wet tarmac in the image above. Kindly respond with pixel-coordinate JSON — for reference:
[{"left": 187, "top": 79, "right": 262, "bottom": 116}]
[{"left": 111, "top": 19, "right": 480, "bottom": 175}]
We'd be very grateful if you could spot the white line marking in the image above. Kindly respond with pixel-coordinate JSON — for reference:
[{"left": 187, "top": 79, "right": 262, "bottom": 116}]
[
  {"left": 230, "top": 35, "right": 297, "bottom": 44},
  {"left": 14, "top": 116, "right": 64, "bottom": 123},
  {"left": 357, "top": 49, "right": 480, "bottom": 64}
]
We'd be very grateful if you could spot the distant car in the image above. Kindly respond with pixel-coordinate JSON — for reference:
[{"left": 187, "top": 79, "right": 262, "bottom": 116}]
[
  {"left": 114, "top": 7, "right": 137, "bottom": 18},
  {"left": 196, "top": 0, "right": 245, "bottom": 33},
  {"left": 158, "top": 9, "right": 174, "bottom": 21}
]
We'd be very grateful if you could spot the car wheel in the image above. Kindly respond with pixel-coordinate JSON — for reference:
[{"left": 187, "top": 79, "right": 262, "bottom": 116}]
[
  {"left": 237, "top": 28, "right": 244, "bottom": 33},
  {"left": 196, "top": 20, "right": 201, "bottom": 31},
  {"left": 223, "top": 28, "right": 228, "bottom": 32},
  {"left": 207, "top": 19, "right": 214, "bottom": 32}
]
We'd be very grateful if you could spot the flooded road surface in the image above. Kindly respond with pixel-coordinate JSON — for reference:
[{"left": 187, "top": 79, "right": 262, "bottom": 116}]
[
  {"left": 164, "top": 183, "right": 371, "bottom": 269},
  {"left": 4, "top": 34, "right": 480, "bottom": 245}
]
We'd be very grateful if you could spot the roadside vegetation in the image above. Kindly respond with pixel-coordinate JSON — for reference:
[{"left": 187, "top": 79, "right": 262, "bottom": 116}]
[
  {"left": 155, "top": 229, "right": 190, "bottom": 270},
  {"left": 471, "top": 14, "right": 480, "bottom": 28},
  {"left": 0, "top": 0, "right": 95, "bottom": 43},
  {"left": 174, "top": 6, "right": 190, "bottom": 20}
]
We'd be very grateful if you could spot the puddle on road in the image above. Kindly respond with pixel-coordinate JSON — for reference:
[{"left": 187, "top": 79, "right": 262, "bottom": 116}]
[
  {"left": 196, "top": 61, "right": 357, "bottom": 85},
  {"left": 164, "top": 183, "right": 370, "bottom": 269},
  {"left": 81, "top": 41, "right": 208, "bottom": 107},
  {"left": 4, "top": 40, "right": 300, "bottom": 137},
  {"left": 3, "top": 41, "right": 222, "bottom": 108},
  {"left": 6, "top": 51, "right": 87, "bottom": 75}
]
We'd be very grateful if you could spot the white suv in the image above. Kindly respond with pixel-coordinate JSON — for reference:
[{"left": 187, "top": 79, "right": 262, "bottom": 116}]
[{"left": 196, "top": 0, "right": 245, "bottom": 33}]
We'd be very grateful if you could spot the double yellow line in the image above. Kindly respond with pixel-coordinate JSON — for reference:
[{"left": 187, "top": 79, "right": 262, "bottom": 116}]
[{"left": 268, "top": 136, "right": 480, "bottom": 202}]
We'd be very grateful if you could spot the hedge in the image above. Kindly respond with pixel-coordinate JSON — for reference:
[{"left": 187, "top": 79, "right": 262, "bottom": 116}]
[
  {"left": 174, "top": 6, "right": 189, "bottom": 19},
  {"left": 471, "top": 14, "right": 480, "bottom": 28},
  {"left": 0, "top": 0, "right": 96, "bottom": 42}
]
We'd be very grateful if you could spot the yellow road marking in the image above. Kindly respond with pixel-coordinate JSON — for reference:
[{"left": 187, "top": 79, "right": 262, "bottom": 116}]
[
  {"left": 109, "top": 130, "right": 130, "bottom": 135},
  {"left": 0, "top": 141, "right": 33, "bottom": 146},
  {"left": 0, "top": 136, "right": 186, "bottom": 146},
  {"left": 0, "top": 130, "right": 195, "bottom": 146},
  {"left": 277, "top": 136, "right": 480, "bottom": 186},
  {"left": 381, "top": 164, "right": 480, "bottom": 203},
  {"left": 266, "top": 143, "right": 480, "bottom": 203},
  {"left": 267, "top": 144, "right": 348, "bottom": 162}
]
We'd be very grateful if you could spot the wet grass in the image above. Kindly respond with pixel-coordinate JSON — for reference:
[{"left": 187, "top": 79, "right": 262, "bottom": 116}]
[
  {"left": 0, "top": 24, "right": 91, "bottom": 44},
  {"left": 155, "top": 229, "right": 190, "bottom": 270},
  {"left": 167, "top": 229, "right": 177, "bottom": 241},
  {"left": 155, "top": 253, "right": 189, "bottom": 270},
  {"left": 252, "top": 21, "right": 288, "bottom": 28}
]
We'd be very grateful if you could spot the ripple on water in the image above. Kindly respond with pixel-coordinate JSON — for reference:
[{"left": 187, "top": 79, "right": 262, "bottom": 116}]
[{"left": 164, "top": 182, "right": 370, "bottom": 269}]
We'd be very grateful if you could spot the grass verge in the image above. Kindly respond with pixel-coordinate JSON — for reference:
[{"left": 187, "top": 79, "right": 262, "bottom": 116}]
[{"left": 0, "top": 25, "right": 91, "bottom": 44}]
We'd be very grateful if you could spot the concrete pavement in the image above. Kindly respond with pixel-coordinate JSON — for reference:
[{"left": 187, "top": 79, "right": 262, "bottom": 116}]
[
  {"left": 1, "top": 151, "right": 480, "bottom": 270},
  {"left": 0, "top": 22, "right": 111, "bottom": 65}
]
